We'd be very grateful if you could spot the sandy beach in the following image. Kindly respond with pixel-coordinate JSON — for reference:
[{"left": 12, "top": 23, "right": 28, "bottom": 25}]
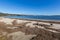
[{"left": 0, "top": 17, "right": 60, "bottom": 40}]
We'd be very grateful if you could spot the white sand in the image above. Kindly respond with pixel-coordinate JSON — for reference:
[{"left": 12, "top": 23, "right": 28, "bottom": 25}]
[
  {"left": 0, "top": 17, "right": 60, "bottom": 30},
  {"left": 0, "top": 18, "right": 15, "bottom": 25},
  {"left": 15, "top": 20, "right": 29, "bottom": 24},
  {"left": 6, "top": 27, "right": 18, "bottom": 29},
  {"left": 38, "top": 22, "right": 50, "bottom": 25},
  {"left": 0, "top": 17, "right": 60, "bottom": 40},
  {"left": 0, "top": 17, "right": 29, "bottom": 25},
  {"left": 26, "top": 23, "right": 35, "bottom": 28},
  {"left": 7, "top": 31, "right": 36, "bottom": 40},
  {"left": 49, "top": 24, "right": 60, "bottom": 29}
]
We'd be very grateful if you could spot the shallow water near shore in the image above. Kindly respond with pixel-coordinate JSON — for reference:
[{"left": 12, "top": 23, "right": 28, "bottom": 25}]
[{"left": 4, "top": 15, "right": 60, "bottom": 21}]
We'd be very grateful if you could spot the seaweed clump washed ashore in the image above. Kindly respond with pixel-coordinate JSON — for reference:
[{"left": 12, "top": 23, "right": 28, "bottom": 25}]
[{"left": 0, "top": 17, "right": 60, "bottom": 40}]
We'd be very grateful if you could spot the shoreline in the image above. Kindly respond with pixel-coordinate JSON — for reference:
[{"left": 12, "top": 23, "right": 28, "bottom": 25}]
[
  {"left": 0, "top": 16, "right": 60, "bottom": 24},
  {"left": 7, "top": 17, "right": 60, "bottom": 24}
]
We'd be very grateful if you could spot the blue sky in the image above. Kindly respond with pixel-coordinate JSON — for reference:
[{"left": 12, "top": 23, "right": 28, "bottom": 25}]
[{"left": 0, "top": 0, "right": 60, "bottom": 15}]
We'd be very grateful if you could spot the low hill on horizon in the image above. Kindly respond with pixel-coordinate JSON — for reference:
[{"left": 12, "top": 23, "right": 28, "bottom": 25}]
[{"left": 0, "top": 12, "right": 60, "bottom": 16}]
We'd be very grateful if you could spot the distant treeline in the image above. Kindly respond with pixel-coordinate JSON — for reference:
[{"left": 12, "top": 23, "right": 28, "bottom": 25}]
[
  {"left": 0, "top": 12, "right": 60, "bottom": 16},
  {"left": 0, "top": 12, "right": 22, "bottom": 16}
]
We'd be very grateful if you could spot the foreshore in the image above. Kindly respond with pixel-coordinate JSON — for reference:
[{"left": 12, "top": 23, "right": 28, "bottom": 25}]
[
  {"left": 6, "top": 17, "right": 60, "bottom": 24},
  {"left": 0, "top": 17, "right": 60, "bottom": 40}
]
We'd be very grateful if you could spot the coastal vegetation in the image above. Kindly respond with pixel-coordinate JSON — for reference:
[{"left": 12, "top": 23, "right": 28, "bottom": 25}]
[{"left": 0, "top": 12, "right": 22, "bottom": 16}]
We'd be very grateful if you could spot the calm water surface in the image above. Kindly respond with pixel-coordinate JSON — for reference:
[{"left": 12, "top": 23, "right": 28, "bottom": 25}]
[{"left": 5, "top": 15, "right": 60, "bottom": 21}]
